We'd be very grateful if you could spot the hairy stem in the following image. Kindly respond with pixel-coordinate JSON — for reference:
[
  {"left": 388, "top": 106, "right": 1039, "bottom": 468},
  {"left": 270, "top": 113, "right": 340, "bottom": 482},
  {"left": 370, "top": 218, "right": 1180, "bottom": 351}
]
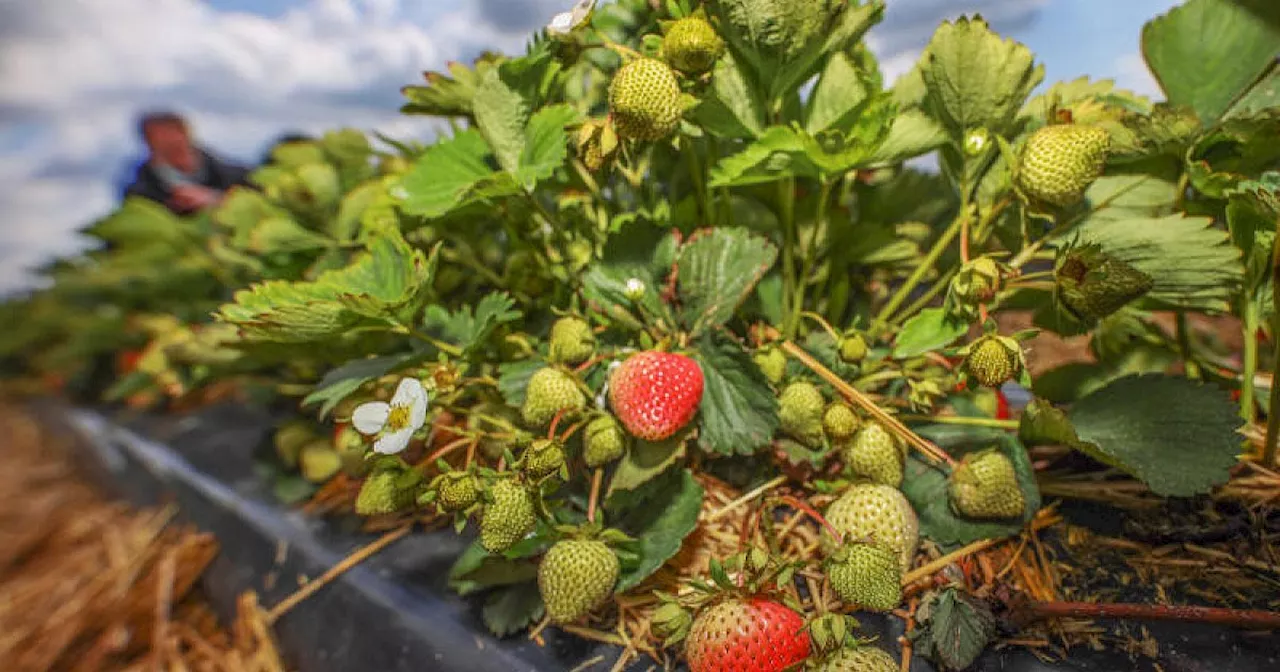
[
  {"left": 900, "top": 414, "right": 1019, "bottom": 430},
  {"left": 877, "top": 212, "right": 968, "bottom": 324},
  {"left": 789, "top": 180, "right": 832, "bottom": 337},
  {"left": 1175, "top": 312, "right": 1202, "bottom": 380},
  {"left": 587, "top": 468, "right": 603, "bottom": 524},
  {"left": 1241, "top": 302, "right": 1260, "bottom": 424},
  {"left": 780, "top": 178, "right": 798, "bottom": 338}
]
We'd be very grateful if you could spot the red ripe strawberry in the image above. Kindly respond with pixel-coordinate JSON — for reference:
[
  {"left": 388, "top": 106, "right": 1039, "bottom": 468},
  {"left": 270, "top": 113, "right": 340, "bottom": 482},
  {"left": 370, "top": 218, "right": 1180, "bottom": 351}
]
[
  {"left": 685, "top": 598, "right": 810, "bottom": 672},
  {"left": 608, "top": 351, "right": 704, "bottom": 441}
]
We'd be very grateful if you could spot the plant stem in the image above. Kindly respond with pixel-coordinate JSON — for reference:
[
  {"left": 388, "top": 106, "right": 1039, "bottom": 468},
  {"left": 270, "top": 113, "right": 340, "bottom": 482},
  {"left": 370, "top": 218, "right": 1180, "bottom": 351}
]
[
  {"left": 1265, "top": 326, "right": 1280, "bottom": 468},
  {"left": 877, "top": 212, "right": 968, "bottom": 325},
  {"left": 1175, "top": 312, "right": 1202, "bottom": 380},
  {"left": 1010, "top": 600, "right": 1280, "bottom": 630},
  {"left": 780, "top": 178, "right": 798, "bottom": 338},
  {"left": 399, "top": 326, "right": 464, "bottom": 357},
  {"left": 800, "top": 311, "right": 842, "bottom": 342},
  {"left": 893, "top": 268, "right": 958, "bottom": 326},
  {"left": 1241, "top": 302, "right": 1260, "bottom": 424},
  {"left": 788, "top": 180, "right": 832, "bottom": 337},
  {"left": 775, "top": 494, "right": 842, "bottom": 540},
  {"left": 900, "top": 414, "right": 1019, "bottom": 430},
  {"left": 587, "top": 468, "right": 603, "bottom": 524},
  {"left": 782, "top": 340, "right": 956, "bottom": 467}
]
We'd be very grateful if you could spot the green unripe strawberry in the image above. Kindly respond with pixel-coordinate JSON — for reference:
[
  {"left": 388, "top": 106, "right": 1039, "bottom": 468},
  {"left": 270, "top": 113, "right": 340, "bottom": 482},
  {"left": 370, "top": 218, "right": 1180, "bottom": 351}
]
[
  {"left": 538, "top": 538, "right": 620, "bottom": 623},
  {"left": 548, "top": 316, "right": 595, "bottom": 365},
  {"left": 355, "top": 469, "right": 417, "bottom": 515},
  {"left": 521, "top": 367, "right": 586, "bottom": 427},
  {"left": 813, "top": 646, "right": 899, "bottom": 672},
  {"left": 522, "top": 438, "right": 566, "bottom": 480},
  {"left": 841, "top": 421, "right": 905, "bottom": 487},
  {"left": 1055, "top": 244, "right": 1153, "bottom": 322},
  {"left": 608, "top": 58, "right": 683, "bottom": 141},
  {"left": 753, "top": 346, "right": 788, "bottom": 385},
  {"left": 963, "top": 334, "right": 1023, "bottom": 388},
  {"left": 822, "top": 402, "right": 860, "bottom": 442},
  {"left": 480, "top": 479, "right": 538, "bottom": 553},
  {"left": 823, "top": 484, "right": 920, "bottom": 572},
  {"left": 1016, "top": 124, "right": 1110, "bottom": 207},
  {"left": 949, "top": 449, "right": 1025, "bottom": 520},
  {"left": 274, "top": 420, "right": 316, "bottom": 469},
  {"left": 947, "top": 256, "right": 1002, "bottom": 319},
  {"left": 779, "top": 381, "right": 826, "bottom": 447},
  {"left": 838, "top": 330, "right": 868, "bottom": 363},
  {"left": 663, "top": 15, "right": 724, "bottom": 74},
  {"left": 299, "top": 441, "right": 342, "bottom": 483},
  {"left": 825, "top": 542, "right": 902, "bottom": 612},
  {"left": 583, "top": 414, "right": 627, "bottom": 467},
  {"left": 436, "top": 471, "right": 480, "bottom": 512}
]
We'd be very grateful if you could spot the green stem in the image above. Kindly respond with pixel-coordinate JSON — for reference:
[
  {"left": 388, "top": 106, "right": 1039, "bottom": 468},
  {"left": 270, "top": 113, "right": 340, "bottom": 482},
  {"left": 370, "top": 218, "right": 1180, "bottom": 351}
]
[
  {"left": 1175, "top": 312, "right": 1202, "bottom": 380},
  {"left": 1241, "top": 302, "right": 1260, "bottom": 424},
  {"left": 852, "top": 369, "right": 904, "bottom": 389},
  {"left": 1264, "top": 226, "right": 1280, "bottom": 467},
  {"left": 398, "top": 325, "right": 464, "bottom": 357},
  {"left": 877, "top": 212, "right": 968, "bottom": 324},
  {"left": 788, "top": 180, "right": 831, "bottom": 337},
  {"left": 901, "top": 414, "right": 1020, "bottom": 430},
  {"left": 780, "top": 178, "right": 798, "bottom": 337},
  {"left": 893, "top": 268, "right": 957, "bottom": 326},
  {"left": 684, "top": 136, "right": 708, "bottom": 224}
]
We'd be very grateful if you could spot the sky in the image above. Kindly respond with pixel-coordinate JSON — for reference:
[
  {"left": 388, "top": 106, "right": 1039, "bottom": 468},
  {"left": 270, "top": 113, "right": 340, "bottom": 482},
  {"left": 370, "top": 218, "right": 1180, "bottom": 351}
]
[{"left": 0, "top": 0, "right": 1181, "bottom": 295}]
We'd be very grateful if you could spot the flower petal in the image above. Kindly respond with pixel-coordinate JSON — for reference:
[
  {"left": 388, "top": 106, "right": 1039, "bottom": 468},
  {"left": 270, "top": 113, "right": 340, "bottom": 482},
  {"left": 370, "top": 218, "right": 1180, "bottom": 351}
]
[
  {"left": 373, "top": 428, "right": 414, "bottom": 455},
  {"left": 390, "top": 377, "right": 427, "bottom": 409},
  {"left": 352, "top": 402, "right": 390, "bottom": 435}
]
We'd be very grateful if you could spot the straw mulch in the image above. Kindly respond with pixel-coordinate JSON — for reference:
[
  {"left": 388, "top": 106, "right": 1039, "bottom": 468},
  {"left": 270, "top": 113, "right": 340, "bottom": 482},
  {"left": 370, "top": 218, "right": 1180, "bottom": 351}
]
[{"left": 0, "top": 405, "right": 288, "bottom": 672}]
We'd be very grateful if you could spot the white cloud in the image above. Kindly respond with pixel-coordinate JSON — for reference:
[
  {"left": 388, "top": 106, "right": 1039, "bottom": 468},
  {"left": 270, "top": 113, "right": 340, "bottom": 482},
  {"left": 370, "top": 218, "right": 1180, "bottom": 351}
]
[
  {"left": 0, "top": 0, "right": 553, "bottom": 295},
  {"left": 1112, "top": 52, "right": 1163, "bottom": 100}
]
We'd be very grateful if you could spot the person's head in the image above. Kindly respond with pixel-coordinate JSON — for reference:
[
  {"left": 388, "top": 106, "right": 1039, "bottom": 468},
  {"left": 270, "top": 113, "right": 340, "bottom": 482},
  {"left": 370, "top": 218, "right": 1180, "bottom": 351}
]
[{"left": 137, "top": 111, "right": 198, "bottom": 173}]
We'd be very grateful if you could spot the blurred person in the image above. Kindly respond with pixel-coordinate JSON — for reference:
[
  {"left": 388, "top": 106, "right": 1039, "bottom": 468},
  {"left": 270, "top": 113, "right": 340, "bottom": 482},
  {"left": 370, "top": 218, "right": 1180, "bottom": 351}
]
[{"left": 124, "top": 111, "right": 250, "bottom": 215}]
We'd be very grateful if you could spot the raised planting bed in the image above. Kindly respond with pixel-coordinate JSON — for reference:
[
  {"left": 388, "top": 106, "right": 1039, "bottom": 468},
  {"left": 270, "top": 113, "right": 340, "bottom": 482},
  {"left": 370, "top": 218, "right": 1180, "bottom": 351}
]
[{"left": 49, "top": 402, "right": 1280, "bottom": 672}]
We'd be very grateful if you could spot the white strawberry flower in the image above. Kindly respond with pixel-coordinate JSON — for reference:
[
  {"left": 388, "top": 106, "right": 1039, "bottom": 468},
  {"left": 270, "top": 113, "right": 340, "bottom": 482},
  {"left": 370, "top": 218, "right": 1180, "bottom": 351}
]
[
  {"left": 547, "top": 0, "right": 596, "bottom": 35},
  {"left": 351, "top": 377, "right": 429, "bottom": 455}
]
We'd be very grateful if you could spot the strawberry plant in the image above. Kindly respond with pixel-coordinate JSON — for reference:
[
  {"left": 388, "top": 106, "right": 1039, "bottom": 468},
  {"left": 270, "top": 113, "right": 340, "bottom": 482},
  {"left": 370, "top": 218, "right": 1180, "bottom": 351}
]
[{"left": 3, "top": 0, "right": 1280, "bottom": 668}]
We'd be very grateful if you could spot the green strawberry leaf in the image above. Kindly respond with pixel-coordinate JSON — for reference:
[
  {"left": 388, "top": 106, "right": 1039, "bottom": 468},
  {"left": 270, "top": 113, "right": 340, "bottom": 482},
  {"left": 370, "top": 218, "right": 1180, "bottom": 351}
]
[
  {"left": 693, "top": 52, "right": 767, "bottom": 139},
  {"left": 862, "top": 109, "right": 949, "bottom": 166},
  {"left": 910, "top": 588, "right": 997, "bottom": 672},
  {"left": 1186, "top": 111, "right": 1280, "bottom": 199},
  {"left": 1226, "top": 65, "right": 1280, "bottom": 118},
  {"left": 583, "top": 220, "right": 675, "bottom": 329},
  {"left": 401, "top": 59, "right": 493, "bottom": 117},
  {"left": 302, "top": 352, "right": 424, "bottom": 418},
  {"left": 449, "top": 540, "right": 539, "bottom": 596},
  {"left": 398, "top": 130, "right": 519, "bottom": 219},
  {"left": 677, "top": 228, "right": 778, "bottom": 335},
  {"left": 482, "top": 582, "right": 545, "bottom": 638},
  {"left": 472, "top": 51, "right": 555, "bottom": 175},
  {"left": 708, "top": 126, "right": 805, "bottom": 187},
  {"left": 88, "top": 197, "right": 198, "bottom": 249},
  {"left": 606, "top": 436, "right": 687, "bottom": 502},
  {"left": 216, "top": 230, "right": 436, "bottom": 342},
  {"left": 893, "top": 307, "right": 969, "bottom": 359},
  {"left": 613, "top": 468, "right": 704, "bottom": 592},
  {"left": 1066, "top": 374, "right": 1243, "bottom": 497},
  {"left": 422, "top": 292, "right": 522, "bottom": 358},
  {"left": 514, "top": 103, "right": 580, "bottom": 189},
  {"left": 694, "top": 332, "right": 780, "bottom": 456},
  {"left": 902, "top": 431, "right": 1041, "bottom": 547},
  {"left": 497, "top": 359, "right": 544, "bottom": 408},
  {"left": 805, "top": 52, "right": 869, "bottom": 134},
  {"left": 920, "top": 16, "right": 1044, "bottom": 139},
  {"left": 1141, "top": 0, "right": 1280, "bottom": 123}
]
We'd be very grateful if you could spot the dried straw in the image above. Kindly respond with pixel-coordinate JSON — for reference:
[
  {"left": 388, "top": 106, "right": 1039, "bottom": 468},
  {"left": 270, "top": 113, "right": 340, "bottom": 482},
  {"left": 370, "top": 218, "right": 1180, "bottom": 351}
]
[{"left": 0, "top": 405, "right": 288, "bottom": 672}]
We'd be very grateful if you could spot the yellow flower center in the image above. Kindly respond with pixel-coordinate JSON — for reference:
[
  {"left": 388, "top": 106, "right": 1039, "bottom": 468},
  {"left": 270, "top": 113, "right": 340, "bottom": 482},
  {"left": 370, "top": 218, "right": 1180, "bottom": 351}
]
[{"left": 386, "top": 405, "right": 412, "bottom": 432}]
